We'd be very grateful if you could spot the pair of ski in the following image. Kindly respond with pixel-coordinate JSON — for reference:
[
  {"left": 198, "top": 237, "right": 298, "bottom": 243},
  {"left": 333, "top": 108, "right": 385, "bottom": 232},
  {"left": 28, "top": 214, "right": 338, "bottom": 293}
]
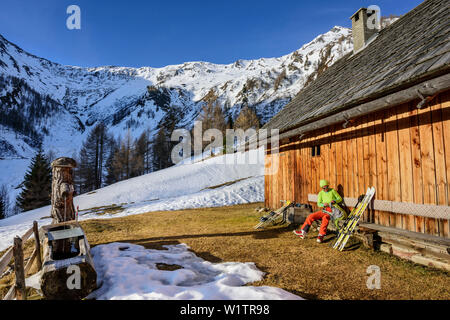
[
  {"left": 254, "top": 200, "right": 293, "bottom": 229},
  {"left": 332, "top": 186, "right": 376, "bottom": 251}
]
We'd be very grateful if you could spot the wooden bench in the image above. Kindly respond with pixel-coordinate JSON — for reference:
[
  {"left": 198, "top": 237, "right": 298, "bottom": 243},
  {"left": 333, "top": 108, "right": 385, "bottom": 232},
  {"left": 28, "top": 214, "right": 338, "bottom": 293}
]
[{"left": 358, "top": 222, "right": 450, "bottom": 271}]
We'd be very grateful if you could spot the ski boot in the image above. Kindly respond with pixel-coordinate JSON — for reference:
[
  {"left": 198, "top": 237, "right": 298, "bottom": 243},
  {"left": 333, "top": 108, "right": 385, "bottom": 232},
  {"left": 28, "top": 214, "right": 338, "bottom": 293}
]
[
  {"left": 317, "top": 234, "right": 325, "bottom": 243},
  {"left": 293, "top": 229, "right": 306, "bottom": 239}
]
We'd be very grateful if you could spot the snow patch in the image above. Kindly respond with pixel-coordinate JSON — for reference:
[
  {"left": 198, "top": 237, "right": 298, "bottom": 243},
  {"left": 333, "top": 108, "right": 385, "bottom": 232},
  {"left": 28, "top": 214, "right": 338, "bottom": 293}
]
[{"left": 87, "top": 242, "right": 302, "bottom": 300}]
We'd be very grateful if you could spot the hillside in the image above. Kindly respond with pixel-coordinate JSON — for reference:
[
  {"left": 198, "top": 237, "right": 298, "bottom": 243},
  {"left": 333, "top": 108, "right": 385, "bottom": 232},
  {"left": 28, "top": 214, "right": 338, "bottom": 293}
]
[
  {"left": 0, "top": 148, "right": 265, "bottom": 252},
  {"left": 0, "top": 26, "right": 353, "bottom": 160},
  {"left": 0, "top": 26, "right": 353, "bottom": 209}
]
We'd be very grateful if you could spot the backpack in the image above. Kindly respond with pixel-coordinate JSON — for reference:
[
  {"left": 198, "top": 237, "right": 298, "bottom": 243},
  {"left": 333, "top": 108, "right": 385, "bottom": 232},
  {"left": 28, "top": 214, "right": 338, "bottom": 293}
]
[{"left": 322, "top": 203, "right": 347, "bottom": 223}]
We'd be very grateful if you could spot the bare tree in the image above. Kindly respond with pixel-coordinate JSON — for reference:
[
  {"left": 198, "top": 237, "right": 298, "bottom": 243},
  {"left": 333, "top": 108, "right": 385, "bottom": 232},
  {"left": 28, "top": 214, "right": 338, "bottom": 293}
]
[
  {"left": 234, "top": 106, "right": 260, "bottom": 131},
  {"left": 77, "top": 122, "right": 111, "bottom": 193},
  {"left": 152, "top": 127, "right": 171, "bottom": 171}
]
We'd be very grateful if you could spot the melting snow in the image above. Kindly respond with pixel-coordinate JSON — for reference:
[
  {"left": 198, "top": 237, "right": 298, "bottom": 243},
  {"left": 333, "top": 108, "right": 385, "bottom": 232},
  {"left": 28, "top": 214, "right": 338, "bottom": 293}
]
[
  {"left": 86, "top": 242, "right": 303, "bottom": 300},
  {"left": 0, "top": 148, "right": 265, "bottom": 252}
]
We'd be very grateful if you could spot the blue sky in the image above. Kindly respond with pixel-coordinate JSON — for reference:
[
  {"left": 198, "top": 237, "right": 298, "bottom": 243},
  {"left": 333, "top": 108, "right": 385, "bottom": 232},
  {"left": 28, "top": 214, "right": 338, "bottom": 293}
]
[{"left": 0, "top": 0, "right": 423, "bottom": 68}]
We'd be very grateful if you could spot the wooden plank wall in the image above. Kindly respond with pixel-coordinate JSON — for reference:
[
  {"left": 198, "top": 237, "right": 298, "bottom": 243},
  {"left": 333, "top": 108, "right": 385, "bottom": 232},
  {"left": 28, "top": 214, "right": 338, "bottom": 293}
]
[{"left": 265, "top": 90, "right": 450, "bottom": 238}]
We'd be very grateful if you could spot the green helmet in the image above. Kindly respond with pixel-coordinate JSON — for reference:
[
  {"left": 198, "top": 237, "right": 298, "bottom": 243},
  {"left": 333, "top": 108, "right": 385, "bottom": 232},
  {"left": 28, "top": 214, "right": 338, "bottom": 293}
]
[{"left": 320, "top": 179, "right": 329, "bottom": 188}]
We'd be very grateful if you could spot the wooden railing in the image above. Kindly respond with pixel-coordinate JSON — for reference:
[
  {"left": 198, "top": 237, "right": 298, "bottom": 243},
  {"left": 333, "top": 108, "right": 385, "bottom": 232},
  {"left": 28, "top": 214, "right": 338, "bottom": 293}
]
[{"left": 0, "top": 221, "right": 42, "bottom": 300}]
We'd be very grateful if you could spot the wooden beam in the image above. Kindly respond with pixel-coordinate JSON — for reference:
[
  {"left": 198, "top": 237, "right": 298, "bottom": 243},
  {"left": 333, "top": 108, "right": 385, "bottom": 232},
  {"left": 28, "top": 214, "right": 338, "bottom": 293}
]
[
  {"left": 359, "top": 222, "right": 450, "bottom": 247},
  {"left": 21, "top": 227, "right": 34, "bottom": 243},
  {"left": 24, "top": 248, "right": 37, "bottom": 276},
  {"left": 440, "top": 91, "right": 450, "bottom": 237},
  {"left": 1, "top": 223, "right": 41, "bottom": 278},
  {"left": 363, "top": 115, "right": 373, "bottom": 223},
  {"left": 13, "top": 237, "right": 26, "bottom": 300},
  {"left": 430, "top": 95, "right": 447, "bottom": 237},
  {"left": 3, "top": 286, "right": 15, "bottom": 300},
  {"left": 33, "top": 221, "right": 42, "bottom": 271},
  {"left": 397, "top": 104, "right": 414, "bottom": 232},
  {"left": 418, "top": 102, "right": 438, "bottom": 236},
  {"left": 0, "top": 247, "right": 13, "bottom": 276},
  {"left": 40, "top": 220, "right": 80, "bottom": 232},
  {"left": 409, "top": 101, "right": 425, "bottom": 233},
  {"left": 374, "top": 110, "right": 389, "bottom": 226}
]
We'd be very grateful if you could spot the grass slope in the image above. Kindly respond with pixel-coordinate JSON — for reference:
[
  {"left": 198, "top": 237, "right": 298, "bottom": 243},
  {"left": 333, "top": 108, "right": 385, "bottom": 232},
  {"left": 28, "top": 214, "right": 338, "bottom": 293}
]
[
  {"left": 82, "top": 203, "right": 449, "bottom": 300},
  {"left": 1, "top": 203, "right": 449, "bottom": 300}
]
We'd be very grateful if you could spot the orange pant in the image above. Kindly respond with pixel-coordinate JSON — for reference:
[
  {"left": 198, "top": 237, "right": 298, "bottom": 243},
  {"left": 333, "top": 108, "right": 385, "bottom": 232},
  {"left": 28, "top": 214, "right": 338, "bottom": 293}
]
[{"left": 301, "top": 207, "right": 331, "bottom": 236}]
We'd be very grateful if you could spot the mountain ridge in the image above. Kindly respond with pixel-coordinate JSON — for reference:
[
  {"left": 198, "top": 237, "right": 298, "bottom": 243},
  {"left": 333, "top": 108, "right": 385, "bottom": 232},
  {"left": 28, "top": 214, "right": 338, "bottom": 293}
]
[
  {"left": 0, "top": 25, "right": 357, "bottom": 210},
  {"left": 0, "top": 25, "right": 354, "bottom": 158}
]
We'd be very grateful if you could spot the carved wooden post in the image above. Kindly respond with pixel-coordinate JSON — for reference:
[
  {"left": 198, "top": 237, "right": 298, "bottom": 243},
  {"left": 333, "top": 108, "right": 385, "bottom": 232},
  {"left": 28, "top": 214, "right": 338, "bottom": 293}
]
[
  {"left": 41, "top": 158, "right": 97, "bottom": 299},
  {"left": 51, "top": 157, "right": 77, "bottom": 224}
]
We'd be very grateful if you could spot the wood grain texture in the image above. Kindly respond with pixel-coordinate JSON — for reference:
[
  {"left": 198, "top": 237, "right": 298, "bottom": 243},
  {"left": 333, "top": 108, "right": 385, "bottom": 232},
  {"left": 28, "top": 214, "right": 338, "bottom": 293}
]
[
  {"left": 265, "top": 92, "right": 449, "bottom": 238},
  {"left": 439, "top": 91, "right": 450, "bottom": 237},
  {"left": 430, "top": 95, "right": 447, "bottom": 237},
  {"left": 397, "top": 103, "right": 415, "bottom": 232},
  {"left": 417, "top": 103, "right": 438, "bottom": 235},
  {"left": 13, "top": 237, "right": 26, "bottom": 300}
]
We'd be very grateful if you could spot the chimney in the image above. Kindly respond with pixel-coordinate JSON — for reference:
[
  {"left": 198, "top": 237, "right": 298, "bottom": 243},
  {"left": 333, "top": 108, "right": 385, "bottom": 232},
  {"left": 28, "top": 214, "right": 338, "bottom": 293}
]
[{"left": 350, "top": 7, "right": 380, "bottom": 53}]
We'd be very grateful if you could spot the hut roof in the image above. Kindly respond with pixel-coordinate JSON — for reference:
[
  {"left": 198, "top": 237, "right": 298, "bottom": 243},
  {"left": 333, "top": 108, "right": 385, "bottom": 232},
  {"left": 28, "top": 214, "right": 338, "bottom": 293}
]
[{"left": 263, "top": 0, "right": 450, "bottom": 137}]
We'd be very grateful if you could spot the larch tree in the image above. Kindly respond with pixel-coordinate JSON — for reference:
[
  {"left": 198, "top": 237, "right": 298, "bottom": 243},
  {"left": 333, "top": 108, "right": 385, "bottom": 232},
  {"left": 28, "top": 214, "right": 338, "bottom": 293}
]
[
  {"left": 110, "top": 131, "right": 134, "bottom": 181},
  {"left": 196, "top": 100, "right": 227, "bottom": 153},
  {"left": 132, "top": 130, "right": 150, "bottom": 177},
  {"left": 197, "top": 100, "right": 227, "bottom": 133},
  {"left": 105, "top": 136, "right": 120, "bottom": 185},
  {"left": 234, "top": 106, "right": 260, "bottom": 131},
  {"left": 77, "top": 122, "right": 111, "bottom": 193},
  {"left": 152, "top": 127, "right": 171, "bottom": 171}
]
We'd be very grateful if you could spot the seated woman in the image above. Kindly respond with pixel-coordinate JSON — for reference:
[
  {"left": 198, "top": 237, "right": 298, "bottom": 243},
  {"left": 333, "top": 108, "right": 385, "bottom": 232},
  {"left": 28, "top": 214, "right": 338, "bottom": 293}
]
[{"left": 293, "top": 179, "right": 345, "bottom": 243}]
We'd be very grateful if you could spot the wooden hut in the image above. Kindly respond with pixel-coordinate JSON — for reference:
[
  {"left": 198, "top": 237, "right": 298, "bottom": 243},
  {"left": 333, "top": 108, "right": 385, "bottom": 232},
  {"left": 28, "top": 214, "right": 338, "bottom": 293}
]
[{"left": 260, "top": 0, "right": 450, "bottom": 265}]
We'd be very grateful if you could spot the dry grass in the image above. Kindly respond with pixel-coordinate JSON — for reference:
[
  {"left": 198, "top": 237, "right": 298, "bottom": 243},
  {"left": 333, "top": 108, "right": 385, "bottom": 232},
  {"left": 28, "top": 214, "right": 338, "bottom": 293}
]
[
  {"left": 79, "top": 203, "right": 449, "bottom": 300},
  {"left": 201, "top": 177, "right": 251, "bottom": 190},
  {"left": 156, "top": 263, "right": 184, "bottom": 271},
  {"left": 79, "top": 204, "right": 124, "bottom": 216},
  {"left": 1, "top": 202, "right": 448, "bottom": 300}
]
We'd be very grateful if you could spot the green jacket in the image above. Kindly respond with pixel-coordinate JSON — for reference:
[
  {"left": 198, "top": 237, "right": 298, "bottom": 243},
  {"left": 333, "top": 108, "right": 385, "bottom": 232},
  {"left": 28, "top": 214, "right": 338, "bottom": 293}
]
[{"left": 317, "top": 188, "right": 342, "bottom": 207}]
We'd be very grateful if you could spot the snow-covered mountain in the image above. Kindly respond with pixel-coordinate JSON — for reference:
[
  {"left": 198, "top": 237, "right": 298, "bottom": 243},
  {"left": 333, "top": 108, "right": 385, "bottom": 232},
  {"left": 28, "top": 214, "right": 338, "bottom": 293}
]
[
  {"left": 0, "top": 25, "right": 354, "bottom": 209},
  {"left": 0, "top": 26, "right": 353, "bottom": 156}
]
